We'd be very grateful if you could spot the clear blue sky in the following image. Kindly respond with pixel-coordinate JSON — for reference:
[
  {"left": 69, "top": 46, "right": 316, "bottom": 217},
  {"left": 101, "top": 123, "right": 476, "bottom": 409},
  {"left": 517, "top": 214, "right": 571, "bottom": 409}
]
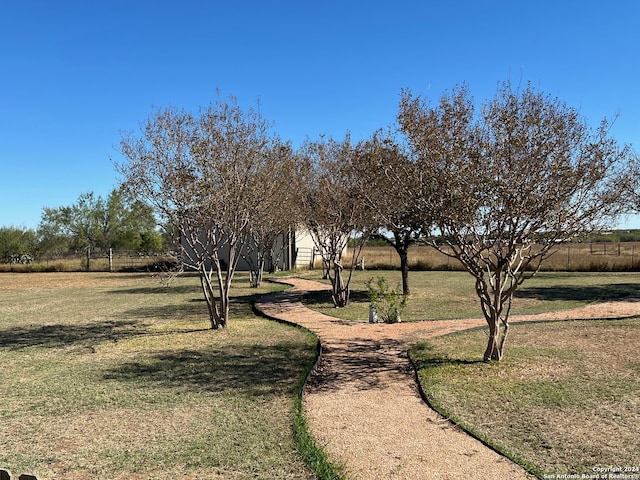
[{"left": 2, "top": 0, "right": 639, "bottom": 230}]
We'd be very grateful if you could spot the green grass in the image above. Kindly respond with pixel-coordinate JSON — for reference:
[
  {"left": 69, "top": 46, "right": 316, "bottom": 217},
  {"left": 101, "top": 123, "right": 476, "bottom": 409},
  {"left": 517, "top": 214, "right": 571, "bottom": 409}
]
[
  {"left": 302, "top": 270, "right": 640, "bottom": 321},
  {"left": 0, "top": 272, "right": 321, "bottom": 479},
  {"left": 409, "top": 319, "right": 640, "bottom": 477}
]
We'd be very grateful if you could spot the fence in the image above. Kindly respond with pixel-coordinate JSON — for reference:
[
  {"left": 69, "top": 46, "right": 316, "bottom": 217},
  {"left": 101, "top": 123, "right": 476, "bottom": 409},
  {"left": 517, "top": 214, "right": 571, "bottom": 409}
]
[
  {"left": 0, "top": 251, "right": 178, "bottom": 273},
  {"left": 0, "top": 470, "right": 38, "bottom": 480},
  {"left": 107, "top": 250, "right": 178, "bottom": 272},
  {"left": 358, "top": 243, "right": 640, "bottom": 272}
]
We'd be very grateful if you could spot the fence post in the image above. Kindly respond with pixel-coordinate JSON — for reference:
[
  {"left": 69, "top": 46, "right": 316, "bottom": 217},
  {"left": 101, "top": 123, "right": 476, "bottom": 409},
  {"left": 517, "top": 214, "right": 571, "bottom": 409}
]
[{"left": 109, "top": 248, "right": 113, "bottom": 272}]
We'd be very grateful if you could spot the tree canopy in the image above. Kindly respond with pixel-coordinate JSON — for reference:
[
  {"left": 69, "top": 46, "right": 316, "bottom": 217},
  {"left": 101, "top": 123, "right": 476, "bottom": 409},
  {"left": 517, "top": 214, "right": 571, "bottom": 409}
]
[
  {"left": 399, "top": 81, "right": 635, "bottom": 360},
  {"left": 38, "top": 188, "right": 162, "bottom": 263},
  {"left": 298, "top": 134, "right": 377, "bottom": 307},
  {"left": 117, "top": 97, "right": 288, "bottom": 328}
]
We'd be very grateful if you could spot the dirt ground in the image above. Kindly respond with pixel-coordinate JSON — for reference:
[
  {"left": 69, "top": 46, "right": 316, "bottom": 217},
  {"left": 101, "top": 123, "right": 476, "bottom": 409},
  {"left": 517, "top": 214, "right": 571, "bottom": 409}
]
[{"left": 254, "top": 277, "right": 640, "bottom": 480}]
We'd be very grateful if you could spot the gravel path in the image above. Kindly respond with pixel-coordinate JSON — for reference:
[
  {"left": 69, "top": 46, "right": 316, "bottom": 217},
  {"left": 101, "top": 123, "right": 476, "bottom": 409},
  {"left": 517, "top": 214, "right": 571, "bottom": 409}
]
[
  {"left": 255, "top": 278, "right": 538, "bottom": 479},
  {"left": 256, "top": 277, "right": 640, "bottom": 479}
]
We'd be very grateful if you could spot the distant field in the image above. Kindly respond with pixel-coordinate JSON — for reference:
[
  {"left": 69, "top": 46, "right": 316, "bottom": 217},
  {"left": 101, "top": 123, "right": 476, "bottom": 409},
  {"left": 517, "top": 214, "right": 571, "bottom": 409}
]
[
  {"left": 0, "top": 272, "right": 317, "bottom": 479},
  {"left": 357, "top": 242, "right": 640, "bottom": 272},
  {"left": 4, "top": 241, "right": 640, "bottom": 274}
]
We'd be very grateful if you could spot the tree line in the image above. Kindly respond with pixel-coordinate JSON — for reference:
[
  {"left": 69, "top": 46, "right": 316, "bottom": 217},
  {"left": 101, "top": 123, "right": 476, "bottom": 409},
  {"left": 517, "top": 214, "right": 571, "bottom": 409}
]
[
  {"left": 116, "top": 81, "right": 638, "bottom": 361},
  {"left": 0, "top": 188, "right": 167, "bottom": 267}
]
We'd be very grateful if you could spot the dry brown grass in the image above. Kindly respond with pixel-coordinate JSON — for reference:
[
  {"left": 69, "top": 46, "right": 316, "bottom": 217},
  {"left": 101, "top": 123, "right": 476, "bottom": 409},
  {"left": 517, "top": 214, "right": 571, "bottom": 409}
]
[
  {"left": 411, "top": 318, "right": 640, "bottom": 477},
  {"left": 0, "top": 272, "right": 317, "bottom": 479},
  {"left": 357, "top": 242, "right": 640, "bottom": 272}
]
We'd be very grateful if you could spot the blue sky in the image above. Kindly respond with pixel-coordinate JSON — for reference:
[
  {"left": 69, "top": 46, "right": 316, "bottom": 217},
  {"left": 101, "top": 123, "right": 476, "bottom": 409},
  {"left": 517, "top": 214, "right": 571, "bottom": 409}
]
[{"left": 1, "top": 0, "right": 639, "bottom": 229}]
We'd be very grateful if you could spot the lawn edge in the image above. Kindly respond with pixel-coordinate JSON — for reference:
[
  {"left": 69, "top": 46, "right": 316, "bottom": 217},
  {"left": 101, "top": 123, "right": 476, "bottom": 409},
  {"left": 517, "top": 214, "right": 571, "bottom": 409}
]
[
  {"left": 253, "top": 278, "right": 347, "bottom": 480},
  {"left": 407, "top": 327, "right": 543, "bottom": 480}
]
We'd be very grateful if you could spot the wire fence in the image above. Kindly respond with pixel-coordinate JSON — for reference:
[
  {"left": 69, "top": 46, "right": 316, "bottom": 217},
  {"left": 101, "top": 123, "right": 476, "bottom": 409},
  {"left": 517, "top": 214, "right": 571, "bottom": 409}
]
[
  {"left": 0, "top": 250, "right": 178, "bottom": 273},
  {"left": 358, "top": 243, "right": 640, "bottom": 272}
]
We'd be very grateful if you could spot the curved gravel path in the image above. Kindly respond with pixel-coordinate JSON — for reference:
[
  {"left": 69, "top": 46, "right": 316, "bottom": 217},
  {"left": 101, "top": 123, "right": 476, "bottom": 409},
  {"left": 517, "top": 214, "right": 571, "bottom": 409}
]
[
  {"left": 255, "top": 278, "right": 540, "bottom": 479},
  {"left": 255, "top": 277, "right": 640, "bottom": 479}
]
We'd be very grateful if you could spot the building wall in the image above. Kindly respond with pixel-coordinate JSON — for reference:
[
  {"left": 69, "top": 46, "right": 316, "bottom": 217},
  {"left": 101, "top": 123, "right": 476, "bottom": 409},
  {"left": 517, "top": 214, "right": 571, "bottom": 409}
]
[{"left": 180, "top": 227, "right": 318, "bottom": 272}]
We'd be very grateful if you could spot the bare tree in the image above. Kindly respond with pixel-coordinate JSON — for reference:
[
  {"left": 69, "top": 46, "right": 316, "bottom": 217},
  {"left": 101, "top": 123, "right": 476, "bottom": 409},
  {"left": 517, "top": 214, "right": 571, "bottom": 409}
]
[
  {"left": 299, "top": 135, "right": 375, "bottom": 307},
  {"left": 399, "top": 81, "right": 634, "bottom": 361},
  {"left": 355, "top": 129, "right": 433, "bottom": 295},
  {"left": 242, "top": 140, "right": 300, "bottom": 287},
  {"left": 117, "top": 97, "right": 276, "bottom": 328}
]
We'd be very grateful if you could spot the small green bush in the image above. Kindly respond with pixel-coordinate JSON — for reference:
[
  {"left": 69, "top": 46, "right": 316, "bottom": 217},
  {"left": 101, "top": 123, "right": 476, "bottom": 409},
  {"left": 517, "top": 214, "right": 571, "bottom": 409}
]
[{"left": 366, "top": 276, "right": 408, "bottom": 323}]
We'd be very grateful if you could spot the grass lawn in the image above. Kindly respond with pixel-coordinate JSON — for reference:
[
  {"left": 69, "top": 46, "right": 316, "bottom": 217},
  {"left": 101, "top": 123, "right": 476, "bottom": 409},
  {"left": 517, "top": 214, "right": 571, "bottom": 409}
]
[
  {"left": 410, "top": 319, "right": 640, "bottom": 477},
  {"left": 0, "top": 272, "right": 318, "bottom": 480},
  {"left": 301, "top": 270, "right": 640, "bottom": 321},
  {"left": 300, "top": 268, "right": 640, "bottom": 477}
]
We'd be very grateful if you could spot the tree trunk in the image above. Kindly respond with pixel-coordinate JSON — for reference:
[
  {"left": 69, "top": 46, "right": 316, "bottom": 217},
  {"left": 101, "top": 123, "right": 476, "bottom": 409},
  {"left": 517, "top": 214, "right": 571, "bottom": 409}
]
[
  {"left": 398, "top": 248, "right": 410, "bottom": 295},
  {"left": 477, "top": 276, "right": 510, "bottom": 362},
  {"left": 483, "top": 317, "right": 509, "bottom": 361},
  {"left": 85, "top": 246, "right": 91, "bottom": 271},
  {"left": 331, "top": 261, "right": 349, "bottom": 307},
  {"left": 249, "top": 254, "right": 264, "bottom": 288},
  {"left": 389, "top": 231, "right": 412, "bottom": 296},
  {"left": 199, "top": 267, "right": 226, "bottom": 329},
  {"left": 483, "top": 317, "right": 500, "bottom": 361}
]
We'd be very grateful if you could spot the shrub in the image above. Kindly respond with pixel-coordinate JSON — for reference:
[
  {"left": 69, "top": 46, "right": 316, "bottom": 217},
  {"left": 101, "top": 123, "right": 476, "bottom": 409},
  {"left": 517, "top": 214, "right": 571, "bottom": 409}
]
[{"left": 366, "top": 276, "right": 408, "bottom": 323}]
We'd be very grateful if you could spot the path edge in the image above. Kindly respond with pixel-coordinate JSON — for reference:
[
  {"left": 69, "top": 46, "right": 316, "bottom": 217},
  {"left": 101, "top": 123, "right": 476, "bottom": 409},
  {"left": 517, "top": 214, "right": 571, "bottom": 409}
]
[
  {"left": 407, "top": 335, "right": 542, "bottom": 479},
  {"left": 252, "top": 278, "right": 347, "bottom": 480}
]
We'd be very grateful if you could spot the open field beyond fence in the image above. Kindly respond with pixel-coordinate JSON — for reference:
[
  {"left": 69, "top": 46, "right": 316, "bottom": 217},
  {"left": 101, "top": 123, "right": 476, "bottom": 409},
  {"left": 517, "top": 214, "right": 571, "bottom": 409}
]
[
  {"left": 357, "top": 243, "right": 640, "bottom": 272},
  {"left": 4, "top": 242, "right": 640, "bottom": 274}
]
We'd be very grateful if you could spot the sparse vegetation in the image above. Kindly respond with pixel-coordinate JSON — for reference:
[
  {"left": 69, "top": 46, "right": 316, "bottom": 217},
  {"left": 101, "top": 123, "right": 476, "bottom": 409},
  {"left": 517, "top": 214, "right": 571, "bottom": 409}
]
[{"left": 366, "top": 276, "right": 407, "bottom": 323}]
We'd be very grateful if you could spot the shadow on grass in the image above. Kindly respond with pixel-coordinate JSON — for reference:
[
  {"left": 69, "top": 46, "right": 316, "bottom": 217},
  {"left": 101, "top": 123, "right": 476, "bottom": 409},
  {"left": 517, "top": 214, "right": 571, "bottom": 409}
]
[
  {"left": 299, "top": 288, "right": 369, "bottom": 307},
  {"left": 515, "top": 283, "right": 640, "bottom": 302},
  {"left": 120, "top": 301, "right": 208, "bottom": 321},
  {"left": 102, "top": 343, "right": 308, "bottom": 398},
  {"left": 409, "top": 340, "right": 485, "bottom": 372},
  {"left": 411, "top": 354, "right": 484, "bottom": 370},
  {"left": 118, "top": 292, "right": 268, "bottom": 321},
  {"left": 109, "top": 285, "right": 203, "bottom": 295},
  {"left": 0, "top": 320, "right": 144, "bottom": 350}
]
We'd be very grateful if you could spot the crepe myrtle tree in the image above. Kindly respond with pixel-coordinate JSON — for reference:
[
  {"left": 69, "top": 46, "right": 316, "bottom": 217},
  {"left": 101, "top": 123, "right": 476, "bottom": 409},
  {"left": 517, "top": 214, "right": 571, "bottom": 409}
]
[
  {"left": 299, "top": 134, "right": 376, "bottom": 307},
  {"left": 399, "top": 81, "right": 635, "bottom": 361},
  {"left": 241, "top": 139, "right": 300, "bottom": 287},
  {"left": 354, "top": 129, "right": 433, "bottom": 295},
  {"left": 116, "top": 96, "right": 277, "bottom": 329}
]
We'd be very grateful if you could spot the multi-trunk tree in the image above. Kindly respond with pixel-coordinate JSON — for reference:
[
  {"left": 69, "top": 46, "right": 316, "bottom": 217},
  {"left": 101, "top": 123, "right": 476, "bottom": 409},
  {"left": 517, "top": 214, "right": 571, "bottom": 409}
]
[
  {"left": 298, "top": 134, "right": 376, "bottom": 307},
  {"left": 399, "top": 81, "right": 635, "bottom": 361},
  {"left": 354, "top": 130, "right": 432, "bottom": 295},
  {"left": 117, "top": 97, "right": 282, "bottom": 328},
  {"left": 241, "top": 140, "right": 300, "bottom": 287}
]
